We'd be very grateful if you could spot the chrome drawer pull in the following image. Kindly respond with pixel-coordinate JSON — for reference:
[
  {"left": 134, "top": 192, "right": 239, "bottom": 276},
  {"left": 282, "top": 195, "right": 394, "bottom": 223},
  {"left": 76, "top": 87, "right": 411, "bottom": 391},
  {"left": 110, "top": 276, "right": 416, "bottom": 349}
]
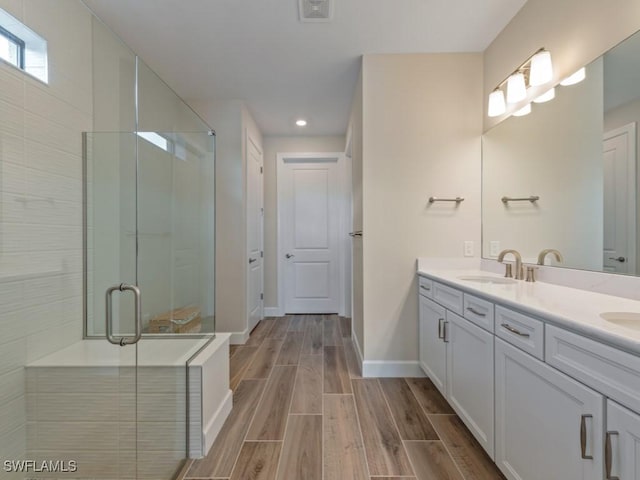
[
  {"left": 438, "top": 318, "right": 444, "bottom": 339},
  {"left": 420, "top": 285, "right": 431, "bottom": 291},
  {"left": 605, "top": 431, "right": 619, "bottom": 479},
  {"left": 501, "top": 323, "right": 530, "bottom": 338},
  {"left": 466, "top": 306, "right": 486, "bottom": 317},
  {"left": 580, "top": 414, "right": 594, "bottom": 460}
]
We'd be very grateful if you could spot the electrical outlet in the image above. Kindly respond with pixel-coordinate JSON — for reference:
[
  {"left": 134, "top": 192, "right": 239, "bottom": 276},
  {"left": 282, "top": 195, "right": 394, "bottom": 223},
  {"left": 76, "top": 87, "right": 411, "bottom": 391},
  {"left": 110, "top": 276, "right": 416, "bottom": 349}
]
[
  {"left": 464, "top": 241, "right": 474, "bottom": 257},
  {"left": 490, "top": 241, "right": 501, "bottom": 257}
]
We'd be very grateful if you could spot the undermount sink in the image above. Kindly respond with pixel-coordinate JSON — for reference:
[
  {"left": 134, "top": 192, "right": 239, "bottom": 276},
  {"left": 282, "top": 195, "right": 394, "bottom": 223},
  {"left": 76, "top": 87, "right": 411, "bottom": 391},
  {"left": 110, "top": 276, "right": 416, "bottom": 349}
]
[
  {"left": 457, "top": 275, "right": 516, "bottom": 285},
  {"left": 600, "top": 312, "right": 640, "bottom": 330}
]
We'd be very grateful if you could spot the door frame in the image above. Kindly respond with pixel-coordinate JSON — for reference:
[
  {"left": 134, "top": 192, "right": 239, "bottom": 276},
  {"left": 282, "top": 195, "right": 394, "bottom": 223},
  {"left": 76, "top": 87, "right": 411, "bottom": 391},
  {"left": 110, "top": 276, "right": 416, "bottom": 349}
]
[
  {"left": 604, "top": 123, "right": 636, "bottom": 274},
  {"left": 246, "top": 130, "right": 264, "bottom": 330},
  {"left": 276, "top": 152, "right": 351, "bottom": 316}
]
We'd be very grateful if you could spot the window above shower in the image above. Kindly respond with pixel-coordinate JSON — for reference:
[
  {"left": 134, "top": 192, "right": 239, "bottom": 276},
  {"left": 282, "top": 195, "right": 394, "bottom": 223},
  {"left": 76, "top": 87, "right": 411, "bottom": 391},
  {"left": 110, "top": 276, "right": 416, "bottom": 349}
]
[{"left": 0, "top": 7, "right": 48, "bottom": 83}]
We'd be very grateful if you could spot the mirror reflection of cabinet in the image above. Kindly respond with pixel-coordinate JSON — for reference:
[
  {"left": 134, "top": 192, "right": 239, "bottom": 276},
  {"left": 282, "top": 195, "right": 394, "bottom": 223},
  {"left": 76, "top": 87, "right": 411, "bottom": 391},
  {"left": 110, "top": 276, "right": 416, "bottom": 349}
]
[{"left": 482, "top": 29, "right": 640, "bottom": 276}]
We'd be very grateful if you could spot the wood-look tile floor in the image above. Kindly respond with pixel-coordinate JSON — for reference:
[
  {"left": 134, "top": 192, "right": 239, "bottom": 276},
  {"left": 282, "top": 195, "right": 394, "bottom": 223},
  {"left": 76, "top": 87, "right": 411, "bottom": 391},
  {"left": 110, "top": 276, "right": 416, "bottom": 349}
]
[{"left": 182, "top": 315, "right": 505, "bottom": 480}]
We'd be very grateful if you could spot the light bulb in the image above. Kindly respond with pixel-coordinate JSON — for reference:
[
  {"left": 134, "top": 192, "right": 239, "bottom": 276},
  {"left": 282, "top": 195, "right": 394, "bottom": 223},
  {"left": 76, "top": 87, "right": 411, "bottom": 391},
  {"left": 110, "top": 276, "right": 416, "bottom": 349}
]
[
  {"left": 529, "top": 50, "right": 553, "bottom": 86},
  {"left": 295, "top": 119, "right": 307, "bottom": 127},
  {"left": 560, "top": 67, "right": 586, "bottom": 86},
  {"left": 513, "top": 103, "right": 531, "bottom": 117},
  {"left": 488, "top": 89, "right": 506, "bottom": 117},
  {"left": 507, "top": 72, "right": 527, "bottom": 104},
  {"left": 533, "top": 87, "right": 555, "bottom": 103}
]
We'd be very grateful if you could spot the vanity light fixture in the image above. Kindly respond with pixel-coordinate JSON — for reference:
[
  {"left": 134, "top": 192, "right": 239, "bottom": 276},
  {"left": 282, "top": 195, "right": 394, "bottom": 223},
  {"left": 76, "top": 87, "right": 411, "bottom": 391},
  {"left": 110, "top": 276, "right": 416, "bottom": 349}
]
[
  {"left": 533, "top": 87, "right": 556, "bottom": 103},
  {"left": 560, "top": 67, "right": 586, "bottom": 86},
  {"left": 487, "top": 47, "right": 554, "bottom": 117},
  {"left": 529, "top": 49, "right": 553, "bottom": 86},
  {"left": 488, "top": 89, "right": 507, "bottom": 117},
  {"left": 295, "top": 119, "right": 307, "bottom": 127},
  {"left": 513, "top": 103, "right": 531, "bottom": 117},
  {"left": 506, "top": 72, "right": 527, "bottom": 103}
]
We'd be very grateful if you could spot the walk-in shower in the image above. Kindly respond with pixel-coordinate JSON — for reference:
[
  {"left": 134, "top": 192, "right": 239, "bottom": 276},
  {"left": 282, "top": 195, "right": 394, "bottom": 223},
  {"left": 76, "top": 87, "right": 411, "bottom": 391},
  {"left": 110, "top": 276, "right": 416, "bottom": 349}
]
[{"left": 1, "top": 10, "right": 229, "bottom": 480}]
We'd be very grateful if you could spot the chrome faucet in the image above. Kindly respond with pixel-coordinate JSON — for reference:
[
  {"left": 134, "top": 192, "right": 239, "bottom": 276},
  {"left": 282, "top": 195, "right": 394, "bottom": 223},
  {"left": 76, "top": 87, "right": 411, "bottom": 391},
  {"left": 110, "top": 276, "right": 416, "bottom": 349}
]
[
  {"left": 497, "top": 249, "right": 523, "bottom": 279},
  {"left": 537, "top": 249, "right": 563, "bottom": 266}
]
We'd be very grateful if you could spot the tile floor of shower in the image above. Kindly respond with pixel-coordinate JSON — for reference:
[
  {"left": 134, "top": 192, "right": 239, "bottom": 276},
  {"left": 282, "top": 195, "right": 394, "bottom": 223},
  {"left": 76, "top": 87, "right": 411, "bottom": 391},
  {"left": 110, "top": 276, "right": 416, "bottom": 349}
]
[{"left": 178, "top": 315, "right": 504, "bottom": 480}]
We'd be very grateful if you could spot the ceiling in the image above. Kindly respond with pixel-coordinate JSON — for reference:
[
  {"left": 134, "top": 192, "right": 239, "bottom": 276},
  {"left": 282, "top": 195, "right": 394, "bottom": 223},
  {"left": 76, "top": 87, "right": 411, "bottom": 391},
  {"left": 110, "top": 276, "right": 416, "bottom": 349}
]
[{"left": 83, "top": 0, "right": 527, "bottom": 136}]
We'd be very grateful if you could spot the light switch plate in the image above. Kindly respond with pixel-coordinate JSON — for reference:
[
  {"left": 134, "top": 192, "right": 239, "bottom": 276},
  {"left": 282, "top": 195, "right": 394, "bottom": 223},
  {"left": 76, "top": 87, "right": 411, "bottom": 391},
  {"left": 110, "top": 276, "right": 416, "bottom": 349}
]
[
  {"left": 490, "top": 241, "right": 500, "bottom": 257},
  {"left": 464, "top": 241, "right": 474, "bottom": 257}
]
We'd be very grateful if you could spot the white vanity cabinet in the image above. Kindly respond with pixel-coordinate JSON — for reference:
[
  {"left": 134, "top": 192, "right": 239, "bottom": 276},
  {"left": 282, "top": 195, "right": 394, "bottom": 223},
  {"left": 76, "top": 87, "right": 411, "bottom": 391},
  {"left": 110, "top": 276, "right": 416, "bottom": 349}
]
[
  {"left": 418, "top": 270, "right": 640, "bottom": 480},
  {"left": 606, "top": 400, "right": 640, "bottom": 480},
  {"left": 446, "top": 310, "right": 494, "bottom": 457},
  {"left": 418, "top": 294, "right": 447, "bottom": 393},
  {"left": 495, "top": 338, "right": 604, "bottom": 480},
  {"left": 418, "top": 280, "right": 494, "bottom": 458}
]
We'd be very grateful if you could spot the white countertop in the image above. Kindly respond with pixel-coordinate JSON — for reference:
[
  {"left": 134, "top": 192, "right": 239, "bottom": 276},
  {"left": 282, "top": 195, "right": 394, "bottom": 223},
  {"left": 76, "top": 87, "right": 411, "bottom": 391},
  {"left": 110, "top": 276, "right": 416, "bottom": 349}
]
[{"left": 417, "top": 264, "right": 640, "bottom": 356}]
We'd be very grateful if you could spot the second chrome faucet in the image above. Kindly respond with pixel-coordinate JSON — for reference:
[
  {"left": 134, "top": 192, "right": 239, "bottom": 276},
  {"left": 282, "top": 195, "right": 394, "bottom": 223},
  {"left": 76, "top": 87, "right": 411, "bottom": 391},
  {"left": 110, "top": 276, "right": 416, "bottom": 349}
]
[{"left": 497, "top": 248, "right": 564, "bottom": 282}]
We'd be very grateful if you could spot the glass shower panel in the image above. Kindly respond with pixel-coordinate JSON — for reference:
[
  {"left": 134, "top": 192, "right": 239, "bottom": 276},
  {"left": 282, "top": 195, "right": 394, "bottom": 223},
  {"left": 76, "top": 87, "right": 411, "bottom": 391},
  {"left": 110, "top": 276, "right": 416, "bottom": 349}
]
[
  {"left": 137, "top": 131, "right": 215, "bottom": 336},
  {"left": 133, "top": 130, "right": 214, "bottom": 478}
]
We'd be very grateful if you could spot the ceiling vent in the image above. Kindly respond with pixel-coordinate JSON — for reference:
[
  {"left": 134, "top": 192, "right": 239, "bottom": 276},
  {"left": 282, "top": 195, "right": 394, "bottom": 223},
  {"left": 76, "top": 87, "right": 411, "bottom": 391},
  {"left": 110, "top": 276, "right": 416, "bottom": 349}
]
[{"left": 298, "top": 0, "right": 333, "bottom": 22}]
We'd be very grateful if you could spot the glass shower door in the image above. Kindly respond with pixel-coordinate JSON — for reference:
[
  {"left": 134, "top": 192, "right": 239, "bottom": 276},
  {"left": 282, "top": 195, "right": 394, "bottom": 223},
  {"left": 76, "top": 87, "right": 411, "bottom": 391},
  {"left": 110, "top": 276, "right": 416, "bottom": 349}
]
[{"left": 84, "top": 131, "right": 140, "bottom": 479}]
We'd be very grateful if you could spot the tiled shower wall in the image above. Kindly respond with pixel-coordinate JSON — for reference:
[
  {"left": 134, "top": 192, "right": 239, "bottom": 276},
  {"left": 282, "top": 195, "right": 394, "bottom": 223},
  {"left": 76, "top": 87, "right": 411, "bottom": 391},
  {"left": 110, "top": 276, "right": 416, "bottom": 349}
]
[{"left": 0, "top": 0, "right": 92, "bottom": 461}]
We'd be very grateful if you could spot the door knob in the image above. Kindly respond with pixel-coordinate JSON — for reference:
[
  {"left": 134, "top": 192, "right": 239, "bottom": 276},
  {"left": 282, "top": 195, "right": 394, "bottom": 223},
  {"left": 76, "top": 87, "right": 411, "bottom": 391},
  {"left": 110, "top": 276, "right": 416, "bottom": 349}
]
[
  {"left": 285, "top": 253, "right": 295, "bottom": 259},
  {"left": 248, "top": 258, "right": 257, "bottom": 264},
  {"left": 609, "top": 256, "right": 626, "bottom": 263}
]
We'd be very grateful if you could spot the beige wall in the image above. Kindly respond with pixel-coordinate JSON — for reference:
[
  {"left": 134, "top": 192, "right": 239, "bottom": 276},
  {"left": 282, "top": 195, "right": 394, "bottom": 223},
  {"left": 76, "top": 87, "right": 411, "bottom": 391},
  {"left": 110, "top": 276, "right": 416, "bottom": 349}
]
[
  {"left": 349, "top": 68, "right": 364, "bottom": 356},
  {"left": 361, "top": 53, "right": 483, "bottom": 363},
  {"left": 483, "top": 58, "right": 604, "bottom": 269},
  {"left": 190, "top": 100, "right": 263, "bottom": 338},
  {"left": 262, "top": 135, "right": 345, "bottom": 309},
  {"left": 484, "top": 0, "right": 640, "bottom": 130}
]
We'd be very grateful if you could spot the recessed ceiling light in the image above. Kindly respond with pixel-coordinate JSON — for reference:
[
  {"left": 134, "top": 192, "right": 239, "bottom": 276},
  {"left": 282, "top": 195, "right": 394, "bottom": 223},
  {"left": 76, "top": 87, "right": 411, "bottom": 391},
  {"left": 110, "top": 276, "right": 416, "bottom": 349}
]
[{"left": 296, "top": 119, "right": 307, "bottom": 127}]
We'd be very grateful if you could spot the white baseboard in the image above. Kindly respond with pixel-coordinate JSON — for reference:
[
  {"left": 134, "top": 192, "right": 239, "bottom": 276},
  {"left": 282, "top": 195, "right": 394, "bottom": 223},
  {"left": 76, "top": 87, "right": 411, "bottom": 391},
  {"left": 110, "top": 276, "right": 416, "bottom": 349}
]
[
  {"left": 350, "top": 331, "right": 423, "bottom": 378},
  {"left": 264, "top": 307, "right": 284, "bottom": 317},
  {"left": 202, "top": 389, "right": 233, "bottom": 457},
  {"left": 362, "top": 361, "right": 426, "bottom": 378},
  {"left": 228, "top": 329, "right": 249, "bottom": 345}
]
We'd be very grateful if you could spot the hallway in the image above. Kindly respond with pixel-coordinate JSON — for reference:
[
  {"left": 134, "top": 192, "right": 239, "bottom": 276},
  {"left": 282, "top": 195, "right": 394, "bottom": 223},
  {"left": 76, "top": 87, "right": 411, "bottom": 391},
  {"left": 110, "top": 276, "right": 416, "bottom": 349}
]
[{"left": 182, "top": 315, "right": 504, "bottom": 479}]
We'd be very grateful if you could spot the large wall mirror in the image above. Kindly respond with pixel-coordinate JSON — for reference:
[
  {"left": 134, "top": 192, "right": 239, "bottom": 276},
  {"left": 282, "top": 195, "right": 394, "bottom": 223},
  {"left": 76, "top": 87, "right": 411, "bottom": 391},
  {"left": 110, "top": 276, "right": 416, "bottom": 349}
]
[{"left": 483, "top": 29, "right": 640, "bottom": 275}]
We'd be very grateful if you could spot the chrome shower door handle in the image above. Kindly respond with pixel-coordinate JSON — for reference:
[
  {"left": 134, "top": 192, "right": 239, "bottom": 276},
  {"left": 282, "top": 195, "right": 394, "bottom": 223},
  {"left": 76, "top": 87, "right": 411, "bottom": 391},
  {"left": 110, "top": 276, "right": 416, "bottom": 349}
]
[{"left": 106, "top": 283, "right": 142, "bottom": 346}]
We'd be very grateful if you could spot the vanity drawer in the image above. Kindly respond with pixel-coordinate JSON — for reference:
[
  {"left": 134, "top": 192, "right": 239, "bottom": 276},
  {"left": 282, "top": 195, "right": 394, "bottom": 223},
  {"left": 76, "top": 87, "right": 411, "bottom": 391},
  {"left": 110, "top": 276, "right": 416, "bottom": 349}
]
[
  {"left": 418, "top": 276, "right": 433, "bottom": 299},
  {"left": 433, "top": 282, "right": 463, "bottom": 315},
  {"left": 463, "top": 294, "right": 494, "bottom": 333},
  {"left": 495, "top": 306, "right": 544, "bottom": 360},
  {"left": 546, "top": 325, "right": 640, "bottom": 413}
]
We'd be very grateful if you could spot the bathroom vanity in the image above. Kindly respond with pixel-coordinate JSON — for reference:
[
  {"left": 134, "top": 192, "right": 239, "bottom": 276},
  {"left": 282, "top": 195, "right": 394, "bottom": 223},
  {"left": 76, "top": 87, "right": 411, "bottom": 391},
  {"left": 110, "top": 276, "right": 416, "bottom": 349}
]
[{"left": 417, "top": 264, "right": 640, "bottom": 480}]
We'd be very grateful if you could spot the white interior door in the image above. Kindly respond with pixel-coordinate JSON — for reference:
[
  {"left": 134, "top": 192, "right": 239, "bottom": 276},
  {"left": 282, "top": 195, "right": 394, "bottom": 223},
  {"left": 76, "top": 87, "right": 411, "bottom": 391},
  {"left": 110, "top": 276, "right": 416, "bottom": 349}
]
[
  {"left": 603, "top": 123, "right": 636, "bottom": 274},
  {"left": 247, "top": 134, "right": 263, "bottom": 331},
  {"left": 280, "top": 156, "right": 340, "bottom": 313}
]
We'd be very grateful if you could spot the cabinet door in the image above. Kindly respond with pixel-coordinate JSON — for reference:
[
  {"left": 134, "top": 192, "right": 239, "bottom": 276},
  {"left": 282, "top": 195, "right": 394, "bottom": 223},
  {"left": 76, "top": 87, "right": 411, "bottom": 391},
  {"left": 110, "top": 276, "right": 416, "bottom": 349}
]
[
  {"left": 495, "top": 338, "right": 604, "bottom": 480},
  {"left": 446, "top": 311, "right": 494, "bottom": 458},
  {"left": 419, "top": 295, "right": 447, "bottom": 395},
  {"left": 607, "top": 400, "right": 640, "bottom": 480}
]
